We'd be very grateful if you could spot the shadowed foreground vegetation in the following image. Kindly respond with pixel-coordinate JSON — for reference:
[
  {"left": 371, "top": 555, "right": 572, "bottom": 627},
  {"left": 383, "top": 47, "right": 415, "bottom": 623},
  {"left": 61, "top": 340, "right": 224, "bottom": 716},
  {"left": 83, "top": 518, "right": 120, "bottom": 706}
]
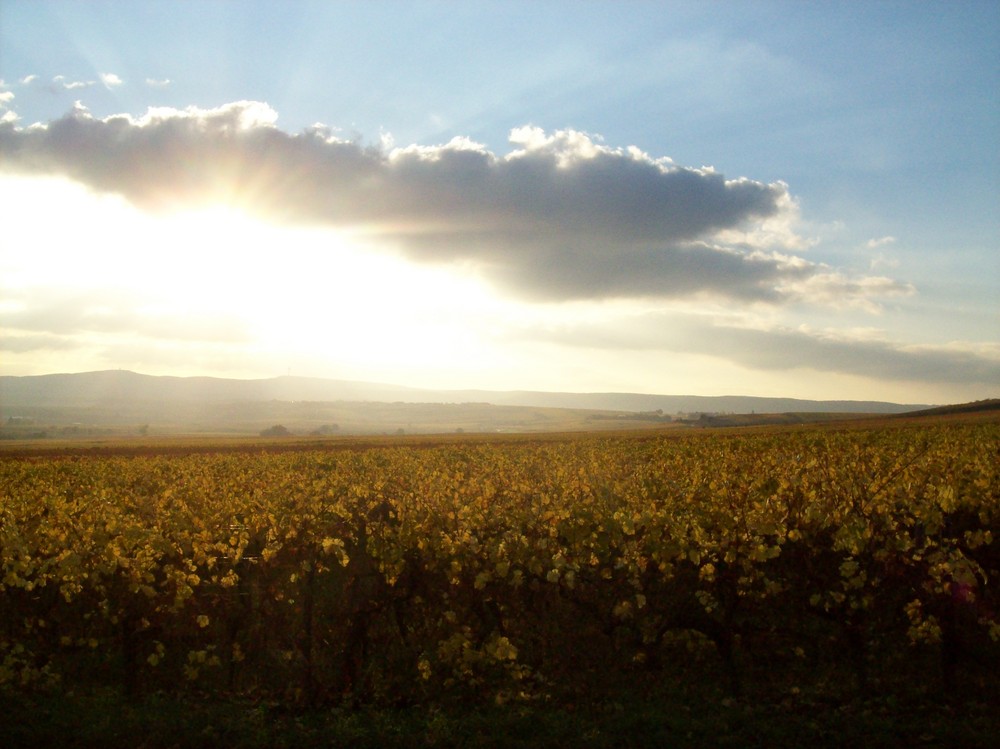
[{"left": 4, "top": 676, "right": 997, "bottom": 749}]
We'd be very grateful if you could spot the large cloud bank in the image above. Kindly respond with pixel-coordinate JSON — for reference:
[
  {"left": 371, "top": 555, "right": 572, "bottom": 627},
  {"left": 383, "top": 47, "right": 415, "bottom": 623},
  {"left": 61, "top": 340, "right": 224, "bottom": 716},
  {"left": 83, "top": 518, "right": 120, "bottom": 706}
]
[
  {"left": 0, "top": 101, "right": 910, "bottom": 305},
  {"left": 530, "top": 312, "right": 1000, "bottom": 386}
]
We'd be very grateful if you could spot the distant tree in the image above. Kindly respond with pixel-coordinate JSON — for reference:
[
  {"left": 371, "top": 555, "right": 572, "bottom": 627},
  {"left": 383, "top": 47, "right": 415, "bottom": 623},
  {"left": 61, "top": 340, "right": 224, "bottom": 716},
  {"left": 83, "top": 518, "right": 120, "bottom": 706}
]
[
  {"left": 260, "top": 424, "right": 291, "bottom": 437},
  {"left": 310, "top": 424, "right": 340, "bottom": 436}
]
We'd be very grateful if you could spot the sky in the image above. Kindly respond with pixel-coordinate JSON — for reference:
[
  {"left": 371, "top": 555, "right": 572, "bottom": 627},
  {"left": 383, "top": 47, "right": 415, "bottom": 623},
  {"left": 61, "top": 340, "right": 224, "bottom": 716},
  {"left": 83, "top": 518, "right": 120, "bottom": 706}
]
[{"left": 0, "top": 1, "right": 997, "bottom": 405}]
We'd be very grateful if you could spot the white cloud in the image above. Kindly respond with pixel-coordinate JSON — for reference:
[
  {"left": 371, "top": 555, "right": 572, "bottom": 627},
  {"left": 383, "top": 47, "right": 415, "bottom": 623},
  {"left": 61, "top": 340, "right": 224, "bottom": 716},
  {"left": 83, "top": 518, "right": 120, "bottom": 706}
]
[
  {"left": 100, "top": 72, "right": 124, "bottom": 88},
  {"left": 135, "top": 100, "right": 279, "bottom": 130},
  {"left": 51, "top": 75, "right": 93, "bottom": 91},
  {"left": 19, "top": 75, "right": 38, "bottom": 85},
  {"left": 715, "top": 189, "right": 815, "bottom": 252},
  {"left": 869, "top": 252, "right": 901, "bottom": 272},
  {"left": 779, "top": 271, "right": 914, "bottom": 313},
  {"left": 0, "top": 100, "right": 909, "bottom": 308},
  {"left": 866, "top": 235, "right": 897, "bottom": 248},
  {"left": 0, "top": 332, "right": 80, "bottom": 353},
  {"left": 0, "top": 91, "right": 13, "bottom": 105},
  {"left": 145, "top": 78, "right": 171, "bottom": 88},
  {"left": 1, "top": 285, "right": 252, "bottom": 345}
]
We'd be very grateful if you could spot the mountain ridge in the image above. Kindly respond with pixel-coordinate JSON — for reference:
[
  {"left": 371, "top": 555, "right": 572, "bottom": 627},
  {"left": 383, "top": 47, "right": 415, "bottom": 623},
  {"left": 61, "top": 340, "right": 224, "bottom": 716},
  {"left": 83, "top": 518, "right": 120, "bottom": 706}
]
[{"left": 1, "top": 369, "right": 932, "bottom": 416}]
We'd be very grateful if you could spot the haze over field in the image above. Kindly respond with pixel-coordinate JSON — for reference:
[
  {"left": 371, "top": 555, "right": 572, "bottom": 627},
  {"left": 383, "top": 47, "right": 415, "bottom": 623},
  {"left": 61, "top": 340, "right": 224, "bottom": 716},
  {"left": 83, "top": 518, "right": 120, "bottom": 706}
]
[
  {"left": 0, "top": 370, "right": 936, "bottom": 437},
  {"left": 1, "top": 1, "right": 997, "bottom": 405}
]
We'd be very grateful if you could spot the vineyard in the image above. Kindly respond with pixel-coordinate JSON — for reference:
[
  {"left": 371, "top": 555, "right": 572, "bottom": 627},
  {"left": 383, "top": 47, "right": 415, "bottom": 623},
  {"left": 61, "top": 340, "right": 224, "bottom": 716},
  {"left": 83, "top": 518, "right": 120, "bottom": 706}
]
[{"left": 2, "top": 419, "right": 999, "bottom": 745}]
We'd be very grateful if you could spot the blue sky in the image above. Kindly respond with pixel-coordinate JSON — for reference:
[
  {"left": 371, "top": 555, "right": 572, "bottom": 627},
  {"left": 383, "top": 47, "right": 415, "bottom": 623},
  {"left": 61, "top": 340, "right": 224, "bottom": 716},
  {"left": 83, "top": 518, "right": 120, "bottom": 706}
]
[{"left": 1, "top": 1, "right": 997, "bottom": 404}]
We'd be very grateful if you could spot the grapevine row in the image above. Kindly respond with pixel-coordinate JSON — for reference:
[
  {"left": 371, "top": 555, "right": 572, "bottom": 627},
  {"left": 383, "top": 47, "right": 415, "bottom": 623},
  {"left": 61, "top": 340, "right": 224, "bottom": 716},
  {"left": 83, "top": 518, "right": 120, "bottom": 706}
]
[{"left": 1, "top": 423, "right": 997, "bottom": 703}]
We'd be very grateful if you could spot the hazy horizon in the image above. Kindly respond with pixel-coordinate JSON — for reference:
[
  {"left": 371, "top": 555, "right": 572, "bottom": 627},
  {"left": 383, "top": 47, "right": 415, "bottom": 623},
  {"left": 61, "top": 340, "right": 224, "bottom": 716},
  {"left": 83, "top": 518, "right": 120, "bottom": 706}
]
[
  {"left": 1, "top": 1, "right": 997, "bottom": 405},
  {"left": 1, "top": 366, "right": 941, "bottom": 404}
]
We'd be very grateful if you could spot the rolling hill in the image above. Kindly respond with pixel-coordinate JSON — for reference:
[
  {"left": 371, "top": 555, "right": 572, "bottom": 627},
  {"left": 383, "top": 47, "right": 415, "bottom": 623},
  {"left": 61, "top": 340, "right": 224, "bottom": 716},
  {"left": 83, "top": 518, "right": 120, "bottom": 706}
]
[{"left": 0, "top": 370, "right": 935, "bottom": 436}]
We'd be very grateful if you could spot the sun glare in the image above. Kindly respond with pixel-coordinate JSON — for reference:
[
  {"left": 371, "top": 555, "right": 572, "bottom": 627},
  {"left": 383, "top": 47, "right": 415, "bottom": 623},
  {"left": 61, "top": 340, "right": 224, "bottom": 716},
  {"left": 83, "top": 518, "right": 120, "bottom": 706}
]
[
  {"left": 2, "top": 174, "right": 518, "bottom": 382},
  {"left": 145, "top": 205, "right": 518, "bottom": 378}
]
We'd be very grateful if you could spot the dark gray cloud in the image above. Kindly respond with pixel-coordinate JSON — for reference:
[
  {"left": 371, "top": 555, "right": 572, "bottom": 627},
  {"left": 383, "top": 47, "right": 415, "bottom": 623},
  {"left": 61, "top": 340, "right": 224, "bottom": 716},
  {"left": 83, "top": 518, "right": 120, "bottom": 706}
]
[
  {"left": 694, "top": 327, "right": 1000, "bottom": 385},
  {"left": 529, "top": 312, "right": 1000, "bottom": 386},
  {"left": 0, "top": 101, "right": 908, "bottom": 304}
]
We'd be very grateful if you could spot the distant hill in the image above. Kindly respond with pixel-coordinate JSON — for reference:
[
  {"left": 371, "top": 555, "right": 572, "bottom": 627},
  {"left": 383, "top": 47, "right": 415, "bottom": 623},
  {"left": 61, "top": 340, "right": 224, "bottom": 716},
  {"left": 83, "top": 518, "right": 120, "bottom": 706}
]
[
  {"left": 1, "top": 370, "right": 932, "bottom": 419},
  {"left": 0, "top": 370, "right": 943, "bottom": 438},
  {"left": 446, "top": 389, "right": 930, "bottom": 416},
  {"left": 0, "top": 369, "right": 422, "bottom": 407},
  {"left": 900, "top": 398, "right": 1000, "bottom": 417}
]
